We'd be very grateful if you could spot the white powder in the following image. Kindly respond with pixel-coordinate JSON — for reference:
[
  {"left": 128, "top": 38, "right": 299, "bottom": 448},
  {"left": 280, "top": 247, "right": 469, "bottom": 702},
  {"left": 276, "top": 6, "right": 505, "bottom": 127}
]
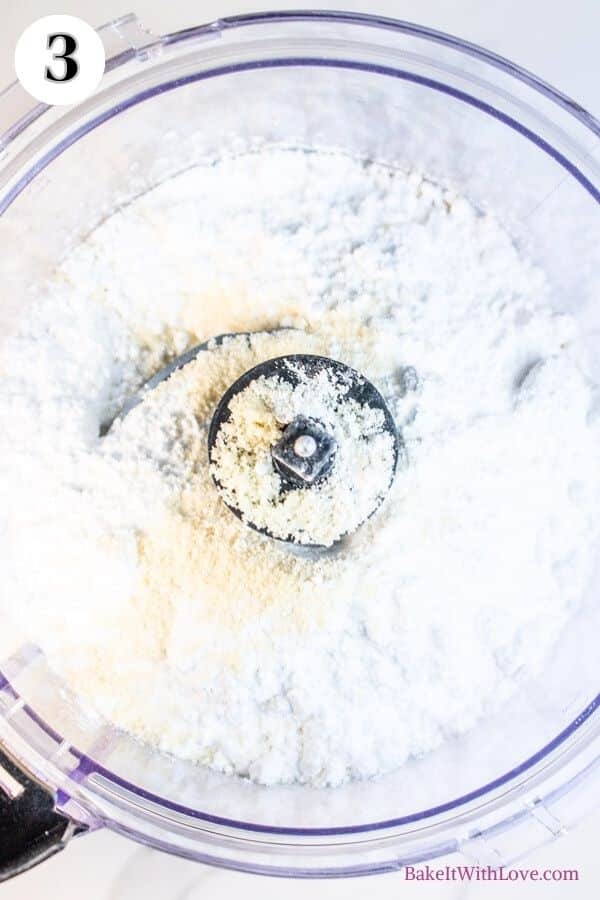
[{"left": 1, "top": 149, "right": 599, "bottom": 787}]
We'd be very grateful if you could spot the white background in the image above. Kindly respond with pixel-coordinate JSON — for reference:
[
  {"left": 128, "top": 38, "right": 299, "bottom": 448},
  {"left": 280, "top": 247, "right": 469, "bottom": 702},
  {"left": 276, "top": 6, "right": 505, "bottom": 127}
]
[{"left": 1, "top": 1, "right": 599, "bottom": 898}]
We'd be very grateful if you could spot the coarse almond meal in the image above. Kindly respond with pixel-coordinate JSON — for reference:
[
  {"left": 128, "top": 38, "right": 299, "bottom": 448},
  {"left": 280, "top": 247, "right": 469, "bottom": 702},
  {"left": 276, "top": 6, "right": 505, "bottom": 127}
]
[{"left": 209, "top": 355, "right": 396, "bottom": 546}]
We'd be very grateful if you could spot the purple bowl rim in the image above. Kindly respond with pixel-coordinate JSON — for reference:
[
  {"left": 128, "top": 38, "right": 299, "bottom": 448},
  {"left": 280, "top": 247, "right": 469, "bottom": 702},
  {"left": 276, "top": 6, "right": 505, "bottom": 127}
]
[
  {"left": 1, "top": 12, "right": 598, "bottom": 156},
  {"left": 2, "top": 667, "right": 599, "bottom": 837},
  {"left": 178, "top": 10, "right": 600, "bottom": 134},
  {"left": 1, "top": 56, "right": 598, "bottom": 215},
  {"left": 0, "top": 11, "right": 599, "bottom": 840}
]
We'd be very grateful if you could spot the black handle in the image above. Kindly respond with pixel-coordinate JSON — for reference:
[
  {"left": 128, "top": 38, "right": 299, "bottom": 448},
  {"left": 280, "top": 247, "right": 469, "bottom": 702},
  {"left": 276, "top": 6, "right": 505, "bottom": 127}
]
[{"left": 0, "top": 744, "right": 86, "bottom": 881}]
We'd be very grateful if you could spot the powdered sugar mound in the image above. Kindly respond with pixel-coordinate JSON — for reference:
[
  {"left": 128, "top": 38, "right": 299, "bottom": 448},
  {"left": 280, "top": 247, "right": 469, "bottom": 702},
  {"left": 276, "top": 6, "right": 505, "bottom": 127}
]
[{"left": 1, "top": 148, "right": 599, "bottom": 787}]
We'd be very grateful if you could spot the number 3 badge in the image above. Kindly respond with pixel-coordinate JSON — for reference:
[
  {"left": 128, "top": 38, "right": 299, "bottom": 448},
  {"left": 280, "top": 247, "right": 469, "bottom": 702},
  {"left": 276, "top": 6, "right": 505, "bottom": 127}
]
[{"left": 15, "top": 15, "right": 105, "bottom": 106}]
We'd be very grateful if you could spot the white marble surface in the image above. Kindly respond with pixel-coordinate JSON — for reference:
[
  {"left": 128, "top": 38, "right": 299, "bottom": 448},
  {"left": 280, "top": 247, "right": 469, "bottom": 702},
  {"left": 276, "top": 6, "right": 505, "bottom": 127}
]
[{"left": 1, "top": 0, "right": 599, "bottom": 896}]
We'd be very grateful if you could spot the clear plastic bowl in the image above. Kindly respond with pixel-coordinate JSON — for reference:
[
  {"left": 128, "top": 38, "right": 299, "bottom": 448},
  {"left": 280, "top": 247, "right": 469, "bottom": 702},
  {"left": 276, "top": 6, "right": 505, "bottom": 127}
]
[{"left": 0, "top": 10, "right": 599, "bottom": 878}]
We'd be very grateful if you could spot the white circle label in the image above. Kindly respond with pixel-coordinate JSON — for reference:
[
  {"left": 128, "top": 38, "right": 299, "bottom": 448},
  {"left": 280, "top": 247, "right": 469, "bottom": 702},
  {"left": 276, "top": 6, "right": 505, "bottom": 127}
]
[{"left": 14, "top": 15, "right": 105, "bottom": 106}]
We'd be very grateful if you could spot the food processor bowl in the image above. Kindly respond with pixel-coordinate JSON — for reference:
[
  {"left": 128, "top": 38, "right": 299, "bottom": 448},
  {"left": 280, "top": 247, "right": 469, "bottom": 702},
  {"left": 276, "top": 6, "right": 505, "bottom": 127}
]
[{"left": 0, "top": 10, "right": 599, "bottom": 879}]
